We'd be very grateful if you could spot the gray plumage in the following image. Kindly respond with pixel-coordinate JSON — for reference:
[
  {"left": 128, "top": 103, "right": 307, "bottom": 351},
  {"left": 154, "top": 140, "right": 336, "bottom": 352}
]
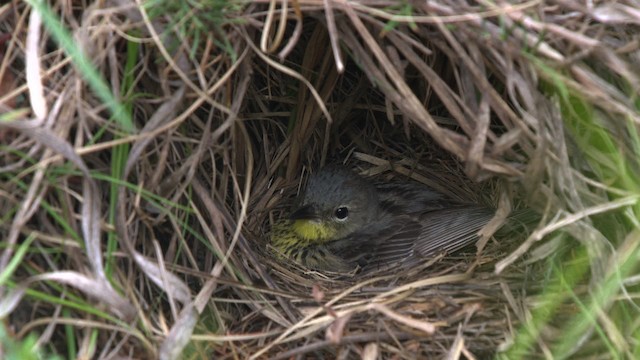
[{"left": 283, "top": 166, "right": 532, "bottom": 273}]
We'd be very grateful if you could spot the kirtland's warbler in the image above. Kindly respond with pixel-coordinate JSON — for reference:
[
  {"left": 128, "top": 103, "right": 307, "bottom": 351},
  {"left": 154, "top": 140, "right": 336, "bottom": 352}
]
[{"left": 270, "top": 166, "right": 518, "bottom": 273}]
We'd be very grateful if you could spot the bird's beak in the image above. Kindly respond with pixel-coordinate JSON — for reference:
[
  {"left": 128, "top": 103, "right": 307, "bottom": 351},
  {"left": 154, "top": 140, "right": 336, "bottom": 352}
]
[{"left": 289, "top": 205, "right": 319, "bottom": 221}]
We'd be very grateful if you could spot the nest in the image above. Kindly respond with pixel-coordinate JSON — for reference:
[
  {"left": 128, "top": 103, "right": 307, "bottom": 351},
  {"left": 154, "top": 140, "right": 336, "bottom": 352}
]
[{"left": 2, "top": 1, "right": 639, "bottom": 359}]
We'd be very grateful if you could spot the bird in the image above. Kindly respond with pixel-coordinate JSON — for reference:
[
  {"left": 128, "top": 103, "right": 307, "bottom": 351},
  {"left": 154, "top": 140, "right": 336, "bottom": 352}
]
[{"left": 270, "top": 165, "right": 529, "bottom": 273}]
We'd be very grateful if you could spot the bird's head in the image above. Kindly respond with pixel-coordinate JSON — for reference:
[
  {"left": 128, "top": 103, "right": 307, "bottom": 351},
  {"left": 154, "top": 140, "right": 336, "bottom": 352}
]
[{"left": 290, "top": 166, "right": 379, "bottom": 242}]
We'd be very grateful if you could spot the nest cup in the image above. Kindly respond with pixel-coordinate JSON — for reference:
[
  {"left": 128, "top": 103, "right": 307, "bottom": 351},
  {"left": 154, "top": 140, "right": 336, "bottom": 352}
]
[{"left": 238, "top": 13, "right": 543, "bottom": 359}]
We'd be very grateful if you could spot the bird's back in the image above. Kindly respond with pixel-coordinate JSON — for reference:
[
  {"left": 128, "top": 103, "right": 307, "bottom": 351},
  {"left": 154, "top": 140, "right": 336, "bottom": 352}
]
[{"left": 322, "top": 179, "right": 497, "bottom": 272}]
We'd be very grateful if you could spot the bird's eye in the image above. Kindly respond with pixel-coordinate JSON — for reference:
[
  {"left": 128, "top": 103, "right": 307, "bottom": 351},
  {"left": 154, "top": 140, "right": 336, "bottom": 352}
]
[{"left": 334, "top": 207, "right": 349, "bottom": 220}]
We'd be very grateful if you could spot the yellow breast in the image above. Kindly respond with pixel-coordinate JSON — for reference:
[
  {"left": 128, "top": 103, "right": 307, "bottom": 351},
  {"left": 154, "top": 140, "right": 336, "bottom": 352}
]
[
  {"left": 270, "top": 219, "right": 337, "bottom": 256},
  {"left": 292, "top": 219, "right": 336, "bottom": 242},
  {"left": 269, "top": 219, "right": 343, "bottom": 269}
]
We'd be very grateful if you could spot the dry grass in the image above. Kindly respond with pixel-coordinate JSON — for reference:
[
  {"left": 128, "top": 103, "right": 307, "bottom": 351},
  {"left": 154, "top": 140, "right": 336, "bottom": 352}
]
[{"left": 1, "top": 0, "right": 639, "bottom": 359}]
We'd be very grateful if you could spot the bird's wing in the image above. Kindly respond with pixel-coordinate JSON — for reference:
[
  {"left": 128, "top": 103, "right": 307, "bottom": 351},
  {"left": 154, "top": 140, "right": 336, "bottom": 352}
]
[
  {"left": 362, "top": 218, "right": 423, "bottom": 270},
  {"left": 323, "top": 217, "right": 421, "bottom": 271},
  {"left": 324, "top": 206, "right": 496, "bottom": 272},
  {"left": 412, "top": 205, "right": 495, "bottom": 258}
]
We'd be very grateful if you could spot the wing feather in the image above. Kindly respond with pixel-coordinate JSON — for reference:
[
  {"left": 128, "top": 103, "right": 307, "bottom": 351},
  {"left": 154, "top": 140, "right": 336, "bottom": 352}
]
[
  {"left": 323, "top": 205, "right": 496, "bottom": 272},
  {"left": 412, "top": 206, "right": 495, "bottom": 258}
]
